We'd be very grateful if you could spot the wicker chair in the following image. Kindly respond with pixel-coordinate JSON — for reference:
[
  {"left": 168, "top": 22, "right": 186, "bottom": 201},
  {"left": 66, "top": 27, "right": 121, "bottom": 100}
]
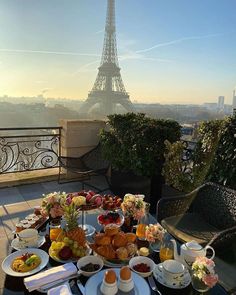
[
  {"left": 58, "top": 143, "right": 110, "bottom": 192},
  {"left": 156, "top": 182, "right": 236, "bottom": 251}
]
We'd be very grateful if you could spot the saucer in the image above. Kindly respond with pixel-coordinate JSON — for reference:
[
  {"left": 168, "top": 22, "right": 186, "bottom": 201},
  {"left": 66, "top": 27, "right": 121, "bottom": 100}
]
[
  {"left": 153, "top": 263, "right": 191, "bottom": 289},
  {"left": 11, "top": 235, "right": 46, "bottom": 250}
]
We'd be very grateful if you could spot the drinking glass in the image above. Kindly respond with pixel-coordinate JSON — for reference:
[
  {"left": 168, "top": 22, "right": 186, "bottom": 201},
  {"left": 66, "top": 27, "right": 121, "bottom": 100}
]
[
  {"left": 136, "top": 202, "right": 150, "bottom": 240},
  {"left": 159, "top": 233, "right": 174, "bottom": 262}
]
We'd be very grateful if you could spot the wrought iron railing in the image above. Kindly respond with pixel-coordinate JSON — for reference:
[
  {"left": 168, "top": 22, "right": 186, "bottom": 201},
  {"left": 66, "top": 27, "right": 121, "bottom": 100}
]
[{"left": 0, "top": 127, "right": 62, "bottom": 174}]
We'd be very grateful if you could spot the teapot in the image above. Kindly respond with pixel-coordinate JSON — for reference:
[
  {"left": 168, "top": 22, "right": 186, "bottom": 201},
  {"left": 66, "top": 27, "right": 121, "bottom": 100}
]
[{"left": 171, "top": 239, "right": 215, "bottom": 267}]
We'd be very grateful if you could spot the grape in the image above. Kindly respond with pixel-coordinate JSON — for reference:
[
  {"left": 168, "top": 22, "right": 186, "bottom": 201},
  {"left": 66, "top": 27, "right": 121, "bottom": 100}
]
[
  {"left": 73, "top": 241, "right": 78, "bottom": 249},
  {"left": 63, "top": 237, "right": 70, "bottom": 244}
]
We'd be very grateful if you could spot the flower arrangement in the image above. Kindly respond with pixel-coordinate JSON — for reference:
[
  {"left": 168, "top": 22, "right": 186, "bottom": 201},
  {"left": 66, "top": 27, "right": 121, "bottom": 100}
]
[
  {"left": 192, "top": 256, "right": 218, "bottom": 288},
  {"left": 145, "top": 223, "right": 165, "bottom": 243},
  {"left": 41, "top": 192, "right": 66, "bottom": 219},
  {"left": 121, "top": 193, "right": 145, "bottom": 220}
]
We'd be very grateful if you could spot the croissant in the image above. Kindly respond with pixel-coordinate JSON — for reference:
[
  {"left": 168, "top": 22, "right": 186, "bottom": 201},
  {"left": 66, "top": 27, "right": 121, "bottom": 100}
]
[
  {"left": 95, "top": 233, "right": 111, "bottom": 246},
  {"left": 96, "top": 245, "right": 116, "bottom": 259},
  {"left": 125, "top": 233, "right": 136, "bottom": 243},
  {"left": 112, "top": 232, "right": 128, "bottom": 248},
  {"left": 104, "top": 224, "right": 119, "bottom": 236}
]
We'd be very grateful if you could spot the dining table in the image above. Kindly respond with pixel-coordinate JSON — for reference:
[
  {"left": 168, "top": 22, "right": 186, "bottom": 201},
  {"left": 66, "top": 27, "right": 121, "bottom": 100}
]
[{"left": 3, "top": 210, "right": 229, "bottom": 295}]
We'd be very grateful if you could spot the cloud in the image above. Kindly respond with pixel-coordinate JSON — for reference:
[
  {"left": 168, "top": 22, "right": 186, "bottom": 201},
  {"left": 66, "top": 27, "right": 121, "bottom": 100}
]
[
  {"left": 0, "top": 48, "right": 100, "bottom": 57},
  {"left": 95, "top": 29, "right": 104, "bottom": 34},
  {"left": 136, "top": 32, "right": 227, "bottom": 54}
]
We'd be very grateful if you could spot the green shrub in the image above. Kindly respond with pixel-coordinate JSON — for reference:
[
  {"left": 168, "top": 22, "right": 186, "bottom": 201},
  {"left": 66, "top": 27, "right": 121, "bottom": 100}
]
[{"left": 100, "top": 113, "right": 181, "bottom": 177}]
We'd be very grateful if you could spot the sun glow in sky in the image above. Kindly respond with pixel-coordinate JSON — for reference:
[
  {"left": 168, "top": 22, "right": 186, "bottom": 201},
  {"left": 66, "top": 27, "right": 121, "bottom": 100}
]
[{"left": 0, "top": 0, "right": 236, "bottom": 104}]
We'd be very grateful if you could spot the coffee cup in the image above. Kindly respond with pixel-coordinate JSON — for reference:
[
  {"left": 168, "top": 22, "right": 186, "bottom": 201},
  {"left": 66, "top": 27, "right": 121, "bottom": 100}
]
[
  {"left": 160, "top": 259, "right": 185, "bottom": 285},
  {"left": 17, "top": 228, "right": 38, "bottom": 247}
]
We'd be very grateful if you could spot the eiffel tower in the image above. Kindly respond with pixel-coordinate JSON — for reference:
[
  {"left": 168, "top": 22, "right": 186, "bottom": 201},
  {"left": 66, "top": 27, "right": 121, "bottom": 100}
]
[{"left": 79, "top": 0, "right": 134, "bottom": 116}]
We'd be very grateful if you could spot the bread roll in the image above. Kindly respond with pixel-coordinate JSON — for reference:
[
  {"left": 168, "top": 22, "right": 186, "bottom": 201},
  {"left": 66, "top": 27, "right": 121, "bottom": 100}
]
[{"left": 116, "top": 247, "right": 128, "bottom": 260}]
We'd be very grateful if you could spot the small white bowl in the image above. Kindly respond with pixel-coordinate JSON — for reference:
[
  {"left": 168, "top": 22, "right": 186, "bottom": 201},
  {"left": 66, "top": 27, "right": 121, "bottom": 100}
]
[
  {"left": 77, "top": 255, "right": 104, "bottom": 277},
  {"left": 129, "top": 256, "right": 155, "bottom": 278}
]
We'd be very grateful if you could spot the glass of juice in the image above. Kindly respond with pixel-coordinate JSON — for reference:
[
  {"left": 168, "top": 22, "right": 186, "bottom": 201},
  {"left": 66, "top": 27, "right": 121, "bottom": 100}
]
[{"left": 159, "top": 233, "right": 174, "bottom": 262}]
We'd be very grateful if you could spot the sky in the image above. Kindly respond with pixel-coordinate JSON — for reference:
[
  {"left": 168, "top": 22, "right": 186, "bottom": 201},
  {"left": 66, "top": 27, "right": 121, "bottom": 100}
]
[{"left": 0, "top": 0, "right": 236, "bottom": 104}]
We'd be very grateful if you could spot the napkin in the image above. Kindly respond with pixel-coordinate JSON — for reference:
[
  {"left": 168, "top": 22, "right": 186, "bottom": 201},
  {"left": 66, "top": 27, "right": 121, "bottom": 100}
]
[
  {"left": 47, "top": 283, "right": 72, "bottom": 295},
  {"left": 24, "top": 262, "right": 77, "bottom": 292}
]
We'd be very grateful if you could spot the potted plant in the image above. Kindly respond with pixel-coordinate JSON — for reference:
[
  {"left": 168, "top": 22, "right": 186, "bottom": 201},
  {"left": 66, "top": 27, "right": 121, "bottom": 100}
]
[{"left": 100, "top": 113, "right": 181, "bottom": 212}]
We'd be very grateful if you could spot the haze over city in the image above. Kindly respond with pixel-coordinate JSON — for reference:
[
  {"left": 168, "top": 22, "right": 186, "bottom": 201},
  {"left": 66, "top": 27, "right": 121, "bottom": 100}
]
[{"left": 0, "top": 0, "right": 236, "bottom": 104}]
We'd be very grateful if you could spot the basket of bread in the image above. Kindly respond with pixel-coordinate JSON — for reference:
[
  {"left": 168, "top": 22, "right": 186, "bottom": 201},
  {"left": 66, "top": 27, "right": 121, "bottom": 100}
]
[{"left": 89, "top": 224, "right": 138, "bottom": 263}]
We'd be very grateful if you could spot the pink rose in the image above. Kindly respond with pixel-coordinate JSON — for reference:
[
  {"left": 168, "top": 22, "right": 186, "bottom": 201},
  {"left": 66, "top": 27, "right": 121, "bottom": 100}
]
[
  {"left": 203, "top": 274, "right": 218, "bottom": 288},
  {"left": 50, "top": 204, "right": 64, "bottom": 218}
]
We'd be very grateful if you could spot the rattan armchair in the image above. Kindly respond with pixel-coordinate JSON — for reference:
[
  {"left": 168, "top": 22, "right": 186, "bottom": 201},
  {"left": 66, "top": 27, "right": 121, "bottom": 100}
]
[
  {"left": 156, "top": 182, "right": 236, "bottom": 251},
  {"left": 58, "top": 143, "right": 110, "bottom": 193}
]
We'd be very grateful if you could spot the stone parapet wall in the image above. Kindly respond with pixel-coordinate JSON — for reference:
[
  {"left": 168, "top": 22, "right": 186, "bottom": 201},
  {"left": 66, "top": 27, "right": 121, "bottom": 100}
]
[{"left": 59, "top": 119, "right": 106, "bottom": 157}]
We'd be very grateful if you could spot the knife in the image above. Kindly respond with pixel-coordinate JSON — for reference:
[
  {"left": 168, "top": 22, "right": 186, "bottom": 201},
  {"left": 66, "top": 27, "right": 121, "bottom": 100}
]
[
  {"left": 148, "top": 276, "right": 162, "bottom": 295},
  {"left": 77, "top": 277, "right": 86, "bottom": 295}
]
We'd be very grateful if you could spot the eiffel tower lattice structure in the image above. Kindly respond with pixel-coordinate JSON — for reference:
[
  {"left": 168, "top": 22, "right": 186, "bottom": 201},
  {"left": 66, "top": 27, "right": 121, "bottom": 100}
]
[{"left": 79, "top": 0, "right": 134, "bottom": 116}]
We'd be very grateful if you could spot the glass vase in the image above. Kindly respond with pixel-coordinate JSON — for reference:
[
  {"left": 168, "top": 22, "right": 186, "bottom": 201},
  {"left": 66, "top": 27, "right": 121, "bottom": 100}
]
[
  {"left": 191, "top": 273, "right": 210, "bottom": 293},
  {"left": 150, "top": 239, "right": 162, "bottom": 252}
]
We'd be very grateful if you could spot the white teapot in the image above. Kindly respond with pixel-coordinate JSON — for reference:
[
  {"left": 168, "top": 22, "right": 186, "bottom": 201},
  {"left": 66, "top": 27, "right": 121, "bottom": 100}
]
[{"left": 171, "top": 239, "right": 215, "bottom": 267}]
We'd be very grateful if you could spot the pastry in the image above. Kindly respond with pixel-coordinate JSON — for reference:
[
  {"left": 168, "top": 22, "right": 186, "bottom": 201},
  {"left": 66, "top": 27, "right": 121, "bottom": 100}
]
[
  {"left": 126, "top": 243, "right": 137, "bottom": 256},
  {"left": 104, "top": 224, "right": 119, "bottom": 236},
  {"left": 96, "top": 245, "right": 116, "bottom": 259},
  {"left": 125, "top": 233, "right": 136, "bottom": 243},
  {"left": 112, "top": 233, "right": 127, "bottom": 248},
  {"left": 116, "top": 247, "right": 128, "bottom": 260},
  {"left": 94, "top": 233, "right": 111, "bottom": 246}
]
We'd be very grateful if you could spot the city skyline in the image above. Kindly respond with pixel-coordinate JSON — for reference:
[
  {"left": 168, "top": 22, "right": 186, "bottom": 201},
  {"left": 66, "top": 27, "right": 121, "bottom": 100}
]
[{"left": 0, "top": 0, "right": 236, "bottom": 104}]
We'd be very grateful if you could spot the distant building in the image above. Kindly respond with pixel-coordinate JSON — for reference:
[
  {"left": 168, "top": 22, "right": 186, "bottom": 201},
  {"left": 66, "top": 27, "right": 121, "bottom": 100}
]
[
  {"left": 203, "top": 103, "right": 217, "bottom": 111},
  {"left": 218, "top": 96, "right": 224, "bottom": 111},
  {"left": 232, "top": 90, "right": 236, "bottom": 111}
]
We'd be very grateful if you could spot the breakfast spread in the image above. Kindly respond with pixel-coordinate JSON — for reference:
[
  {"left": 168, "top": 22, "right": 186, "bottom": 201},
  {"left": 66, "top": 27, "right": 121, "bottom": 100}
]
[{"left": 11, "top": 253, "right": 41, "bottom": 273}]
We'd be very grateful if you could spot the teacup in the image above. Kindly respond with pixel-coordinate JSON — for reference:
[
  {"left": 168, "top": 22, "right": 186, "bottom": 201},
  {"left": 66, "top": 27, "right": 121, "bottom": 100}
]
[
  {"left": 161, "top": 259, "right": 185, "bottom": 285},
  {"left": 17, "top": 228, "right": 39, "bottom": 247}
]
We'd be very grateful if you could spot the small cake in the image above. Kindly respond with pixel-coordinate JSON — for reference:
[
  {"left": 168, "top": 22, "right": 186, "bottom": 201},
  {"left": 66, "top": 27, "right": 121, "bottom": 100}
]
[
  {"left": 138, "top": 247, "right": 149, "bottom": 256},
  {"left": 100, "top": 270, "right": 118, "bottom": 295},
  {"left": 119, "top": 266, "right": 134, "bottom": 293}
]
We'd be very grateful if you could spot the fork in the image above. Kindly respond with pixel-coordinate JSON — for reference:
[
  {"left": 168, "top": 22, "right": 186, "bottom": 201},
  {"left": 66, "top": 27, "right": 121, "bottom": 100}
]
[{"left": 148, "top": 276, "right": 162, "bottom": 295}]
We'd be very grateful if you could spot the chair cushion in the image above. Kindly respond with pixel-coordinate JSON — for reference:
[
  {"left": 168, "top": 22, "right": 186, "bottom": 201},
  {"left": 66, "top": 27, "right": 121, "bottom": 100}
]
[{"left": 161, "top": 213, "right": 220, "bottom": 245}]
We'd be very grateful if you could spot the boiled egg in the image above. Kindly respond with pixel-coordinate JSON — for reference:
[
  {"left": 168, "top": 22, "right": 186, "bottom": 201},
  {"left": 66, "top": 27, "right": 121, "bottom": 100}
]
[
  {"left": 120, "top": 266, "right": 131, "bottom": 281},
  {"left": 104, "top": 269, "right": 116, "bottom": 284}
]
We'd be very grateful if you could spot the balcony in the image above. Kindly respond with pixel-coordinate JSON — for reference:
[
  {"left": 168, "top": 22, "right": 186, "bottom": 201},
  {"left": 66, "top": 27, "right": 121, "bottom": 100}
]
[{"left": 0, "top": 118, "right": 235, "bottom": 294}]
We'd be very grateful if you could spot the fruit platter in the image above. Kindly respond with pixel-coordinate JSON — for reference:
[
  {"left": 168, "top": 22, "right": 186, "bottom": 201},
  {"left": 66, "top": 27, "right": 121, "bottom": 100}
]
[
  {"left": 97, "top": 211, "right": 124, "bottom": 227},
  {"left": 49, "top": 226, "right": 91, "bottom": 263},
  {"left": 102, "top": 195, "right": 123, "bottom": 211},
  {"left": 67, "top": 190, "right": 103, "bottom": 211}
]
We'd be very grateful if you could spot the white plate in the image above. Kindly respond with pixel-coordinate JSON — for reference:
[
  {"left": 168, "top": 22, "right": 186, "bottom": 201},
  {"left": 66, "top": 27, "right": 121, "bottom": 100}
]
[
  {"left": 1, "top": 248, "right": 49, "bottom": 277},
  {"left": 153, "top": 262, "right": 191, "bottom": 289},
  {"left": 85, "top": 268, "right": 150, "bottom": 295},
  {"left": 11, "top": 236, "right": 46, "bottom": 251},
  {"left": 49, "top": 246, "right": 92, "bottom": 264}
]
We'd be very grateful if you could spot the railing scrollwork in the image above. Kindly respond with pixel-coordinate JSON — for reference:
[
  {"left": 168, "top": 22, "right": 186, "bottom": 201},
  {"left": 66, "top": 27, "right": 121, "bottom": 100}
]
[{"left": 0, "top": 127, "right": 61, "bottom": 174}]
